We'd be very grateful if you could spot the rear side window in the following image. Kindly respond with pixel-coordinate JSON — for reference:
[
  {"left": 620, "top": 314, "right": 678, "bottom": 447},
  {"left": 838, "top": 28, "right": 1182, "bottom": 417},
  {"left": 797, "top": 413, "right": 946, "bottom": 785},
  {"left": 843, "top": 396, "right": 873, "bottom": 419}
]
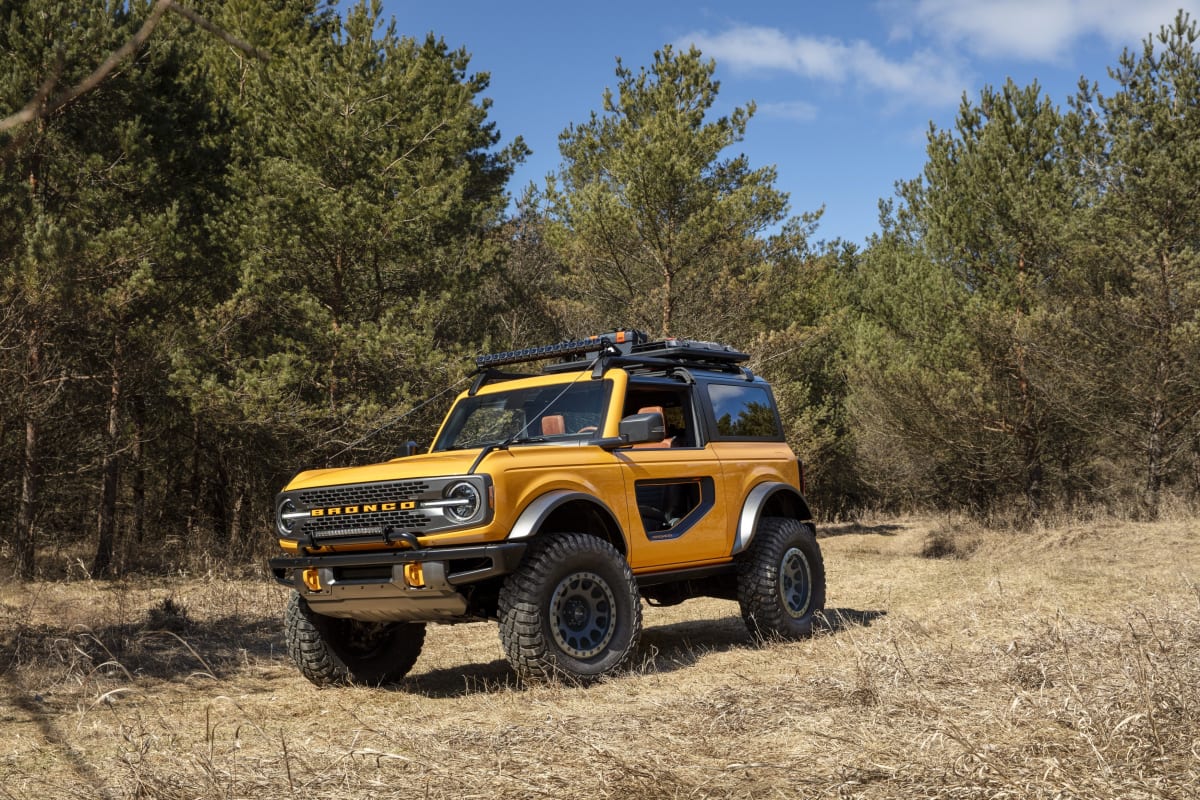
[{"left": 706, "top": 384, "right": 782, "bottom": 440}]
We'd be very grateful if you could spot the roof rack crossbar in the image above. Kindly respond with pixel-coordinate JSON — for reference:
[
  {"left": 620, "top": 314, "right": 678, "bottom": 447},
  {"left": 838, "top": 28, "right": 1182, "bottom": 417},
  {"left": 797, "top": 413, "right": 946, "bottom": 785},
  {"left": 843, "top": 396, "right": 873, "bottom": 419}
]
[
  {"left": 544, "top": 354, "right": 750, "bottom": 376},
  {"left": 473, "top": 331, "right": 752, "bottom": 379}
]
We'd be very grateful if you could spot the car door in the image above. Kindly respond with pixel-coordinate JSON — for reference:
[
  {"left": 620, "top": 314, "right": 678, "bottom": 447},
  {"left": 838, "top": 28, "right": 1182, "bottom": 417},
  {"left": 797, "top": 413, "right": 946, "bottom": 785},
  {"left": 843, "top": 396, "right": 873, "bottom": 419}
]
[{"left": 614, "top": 380, "right": 731, "bottom": 571}]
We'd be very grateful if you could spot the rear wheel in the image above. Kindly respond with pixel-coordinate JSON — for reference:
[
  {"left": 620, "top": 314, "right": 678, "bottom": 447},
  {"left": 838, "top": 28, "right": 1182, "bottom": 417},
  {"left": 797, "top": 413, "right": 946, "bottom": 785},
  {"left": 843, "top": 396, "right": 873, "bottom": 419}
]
[
  {"left": 285, "top": 592, "right": 426, "bottom": 687},
  {"left": 737, "top": 517, "right": 826, "bottom": 642},
  {"left": 498, "top": 533, "right": 641, "bottom": 683}
]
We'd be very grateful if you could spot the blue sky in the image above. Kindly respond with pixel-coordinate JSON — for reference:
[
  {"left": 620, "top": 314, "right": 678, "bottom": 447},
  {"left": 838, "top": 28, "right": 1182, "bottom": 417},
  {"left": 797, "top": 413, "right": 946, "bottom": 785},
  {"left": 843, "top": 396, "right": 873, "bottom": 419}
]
[{"left": 378, "top": 1, "right": 1200, "bottom": 246}]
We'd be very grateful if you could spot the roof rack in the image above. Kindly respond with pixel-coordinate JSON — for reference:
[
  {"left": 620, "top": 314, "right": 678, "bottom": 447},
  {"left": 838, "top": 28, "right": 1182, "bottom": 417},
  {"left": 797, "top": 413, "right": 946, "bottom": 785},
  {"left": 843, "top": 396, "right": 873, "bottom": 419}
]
[
  {"left": 630, "top": 337, "right": 749, "bottom": 364},
  {"left": 474, "top": 330, "right": 751, "bottom": 379}
]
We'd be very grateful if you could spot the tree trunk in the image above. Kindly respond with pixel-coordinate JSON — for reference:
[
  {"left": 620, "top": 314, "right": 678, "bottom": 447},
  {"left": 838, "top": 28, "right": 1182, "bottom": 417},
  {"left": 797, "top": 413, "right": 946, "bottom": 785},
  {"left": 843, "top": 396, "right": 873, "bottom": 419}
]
[
  {"left": 1191, "top": 427, "right": 1200, "bottom": 504},
  {"left": 1013, "top": 255, "right": 1043, "bottom": 522},
  {"left": 661, "top": 266, "right": 673, "bottom": 337},
  {"left": 16, "top": 337, "right": 41, "bottom": 579},
  {"left": 131, "top": 394, "right": 146, "bottom": 544},
  {"left": 187, "top": 418, "right": 203, "bottom": 536},
  {"left": 1022, "top": 438, "right": 1044, "bottom": 521},
  {"left": 228, "top": 478, "right": 246, "bottom": 557},
  {"left": 211, "top": 457, "right": 231, "bottom": 541},
  {"left": 93, "top": 336, "right": 123, "bottom": 576},
  {"left": 17, "top": 408, "right": 40, "bottom": 580},
  {"left": 1142, "top": 399, "right": 1165, "bottom": 520}
]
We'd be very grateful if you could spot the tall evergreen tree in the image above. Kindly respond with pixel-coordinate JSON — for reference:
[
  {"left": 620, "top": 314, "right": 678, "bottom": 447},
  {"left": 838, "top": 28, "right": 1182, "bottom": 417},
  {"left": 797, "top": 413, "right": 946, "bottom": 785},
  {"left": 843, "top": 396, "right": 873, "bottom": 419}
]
[
  {"left": 0, "top": 1, "right": 167, "bottom": 576},
  {"left": 852, "top": 80, "right": 1090, "bottom": 519},
  {"left": 170, "top": 0, "right": 525, "bottom": 544},
  {"left": 83, "top": 8, "right": 233, "bottom": 575},
  {"left": 535, "top": 45, "right": 856, "bottom": 511},
  {"left": 543, "top": 45, "right": 790, "bottom": 339},
  {"left": 1081, "top": 12, "right": 1200, "bottom": 516}
]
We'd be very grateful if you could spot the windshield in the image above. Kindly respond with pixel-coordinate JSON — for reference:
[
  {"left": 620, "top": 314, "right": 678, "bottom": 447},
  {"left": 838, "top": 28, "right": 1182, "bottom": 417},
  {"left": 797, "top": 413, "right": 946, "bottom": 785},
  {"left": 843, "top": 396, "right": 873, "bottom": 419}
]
[{"left": 433, "top": 380, "right": 611, "bottom": 451}]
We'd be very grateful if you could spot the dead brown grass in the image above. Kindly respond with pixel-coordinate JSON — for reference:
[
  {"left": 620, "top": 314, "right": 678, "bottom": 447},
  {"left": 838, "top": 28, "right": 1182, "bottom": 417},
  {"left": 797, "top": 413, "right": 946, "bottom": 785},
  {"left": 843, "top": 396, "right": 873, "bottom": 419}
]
[{"left": 1, "top": 516, "right": 1197, "bottom": 799}]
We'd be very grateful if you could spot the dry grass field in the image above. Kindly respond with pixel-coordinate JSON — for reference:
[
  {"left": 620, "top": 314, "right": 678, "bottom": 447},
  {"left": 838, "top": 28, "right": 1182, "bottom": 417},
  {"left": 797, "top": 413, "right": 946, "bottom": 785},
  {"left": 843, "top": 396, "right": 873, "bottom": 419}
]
[{"left": 1, "top": 516, "right": 1197, "bottom": 799}]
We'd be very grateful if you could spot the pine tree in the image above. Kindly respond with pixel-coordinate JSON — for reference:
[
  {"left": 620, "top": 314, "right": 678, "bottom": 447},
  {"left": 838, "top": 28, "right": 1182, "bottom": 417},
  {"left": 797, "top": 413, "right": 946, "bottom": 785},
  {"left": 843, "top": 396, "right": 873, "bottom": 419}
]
[
  {"left": 852, "top": 80, "right": 1090, "bottom": 519},
  {"left": 169, "top": 0, "right": 525, "bottom": 543},
  {"left": 1081, "top": 12, "right": 1200, "bottom": 516},
  {"left": 2, "top": 1, "right": 143, "bottom": 576},
  {"left": 542, "top": 45, "right": 790, "bottom": 339}
]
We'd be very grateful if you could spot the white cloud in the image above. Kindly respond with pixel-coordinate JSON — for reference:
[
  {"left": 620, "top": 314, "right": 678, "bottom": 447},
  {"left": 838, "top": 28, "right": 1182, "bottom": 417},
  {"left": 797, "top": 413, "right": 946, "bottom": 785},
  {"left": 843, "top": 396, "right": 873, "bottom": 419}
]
[
  {"left": 681, "top": 25, "right": 968, "bottom": 106},
  {"left": 887, "top": 0, "right": 1200, "bottom": 61},
  {"left": 757, "top": 100, "right": 819, "bottom": 122}
]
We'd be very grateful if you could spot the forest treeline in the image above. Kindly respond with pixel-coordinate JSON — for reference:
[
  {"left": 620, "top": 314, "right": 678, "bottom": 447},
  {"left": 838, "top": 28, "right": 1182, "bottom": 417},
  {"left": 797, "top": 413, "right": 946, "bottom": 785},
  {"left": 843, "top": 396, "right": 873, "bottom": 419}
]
[{"left": 2, "top": 1, "right": 1199, "bottom": 577}]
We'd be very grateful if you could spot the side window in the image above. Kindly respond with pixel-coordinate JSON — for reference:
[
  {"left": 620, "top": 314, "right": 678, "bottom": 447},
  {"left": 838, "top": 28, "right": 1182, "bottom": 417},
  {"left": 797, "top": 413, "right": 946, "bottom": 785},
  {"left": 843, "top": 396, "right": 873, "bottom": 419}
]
[
  {"left": 622, "top": 384, "right": 698, "bottom": 447},
  {"left": 706, "top": 384, "right": 782, "bottom": 439}
]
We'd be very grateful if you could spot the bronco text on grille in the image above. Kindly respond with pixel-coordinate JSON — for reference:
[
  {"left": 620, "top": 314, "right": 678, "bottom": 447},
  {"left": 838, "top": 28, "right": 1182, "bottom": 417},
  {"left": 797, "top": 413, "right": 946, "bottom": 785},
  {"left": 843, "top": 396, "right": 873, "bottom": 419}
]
[{"left": 275, "top": 476, "right": 491, "bottom": 543}]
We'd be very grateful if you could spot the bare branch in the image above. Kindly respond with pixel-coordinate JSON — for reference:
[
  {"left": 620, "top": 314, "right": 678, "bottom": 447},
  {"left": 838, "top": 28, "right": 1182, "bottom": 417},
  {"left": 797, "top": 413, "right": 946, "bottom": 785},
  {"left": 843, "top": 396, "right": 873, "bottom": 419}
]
[
  {"left": 0, "top": 0, "right": 172, "bottom": 133},
  {"left": 0, "top": 0, "right": 270, "bottom": 135},
  {"left": 167, "top": 2, "right": 271, "bottom": 63}
]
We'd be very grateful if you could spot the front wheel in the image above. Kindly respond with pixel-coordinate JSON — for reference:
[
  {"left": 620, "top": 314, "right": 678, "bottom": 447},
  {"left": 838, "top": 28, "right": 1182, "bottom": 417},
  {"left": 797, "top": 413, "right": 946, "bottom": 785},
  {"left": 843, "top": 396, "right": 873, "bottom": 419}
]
[
  {"left": 284, "top": 593, "right": 426, "bottom": 687},
  {"left": 737, "top": 517, "right": 826, "bottom": 642},
  {"left": 498, "top": 533, "right": 642, "bottom": 683}
]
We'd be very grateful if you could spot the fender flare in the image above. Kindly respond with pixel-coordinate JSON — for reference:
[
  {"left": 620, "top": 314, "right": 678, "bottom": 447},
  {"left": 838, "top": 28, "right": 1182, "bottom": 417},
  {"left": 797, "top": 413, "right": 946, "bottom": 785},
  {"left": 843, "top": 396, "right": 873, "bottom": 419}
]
[
  {"left": 732, "top": 482, "right": 812, "bottom": 555},
  {"left": 508, "top": 490, "right": 626, "bottom": 548}
]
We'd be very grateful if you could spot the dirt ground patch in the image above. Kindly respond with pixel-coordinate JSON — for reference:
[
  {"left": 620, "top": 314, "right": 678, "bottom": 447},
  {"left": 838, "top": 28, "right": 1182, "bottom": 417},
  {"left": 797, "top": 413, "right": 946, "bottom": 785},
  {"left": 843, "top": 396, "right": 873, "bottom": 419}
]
[{"left": 2, "top": 516, "right": 1198, "bottom": 798}]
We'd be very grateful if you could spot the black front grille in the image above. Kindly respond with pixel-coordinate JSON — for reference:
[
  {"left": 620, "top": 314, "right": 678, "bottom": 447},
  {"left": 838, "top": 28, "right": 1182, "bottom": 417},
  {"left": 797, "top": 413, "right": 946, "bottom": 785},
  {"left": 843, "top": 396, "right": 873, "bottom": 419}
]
[
  {"left": 298, "top": 480, "right": 430, "bottom": 507},
  {"left": 291, "top": 479, "right": 437, "bottom": 542},
  {"left": 281, "top": 475, "right": 488, "bottom": 544}
]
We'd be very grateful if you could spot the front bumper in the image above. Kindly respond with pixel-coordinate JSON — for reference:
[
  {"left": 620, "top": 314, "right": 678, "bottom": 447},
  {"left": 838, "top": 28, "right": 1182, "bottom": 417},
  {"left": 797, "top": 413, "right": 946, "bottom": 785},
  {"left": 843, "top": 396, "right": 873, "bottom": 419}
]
[{"left": 269, "top": 541, "right": 526, "bottom": 622}]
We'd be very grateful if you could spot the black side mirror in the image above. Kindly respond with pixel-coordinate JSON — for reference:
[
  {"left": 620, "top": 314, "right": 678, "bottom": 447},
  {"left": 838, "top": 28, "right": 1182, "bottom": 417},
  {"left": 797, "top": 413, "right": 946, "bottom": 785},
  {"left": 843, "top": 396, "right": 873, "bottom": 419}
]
[{"left": 596, "top": 411, "right": 665, "bottom": 450}]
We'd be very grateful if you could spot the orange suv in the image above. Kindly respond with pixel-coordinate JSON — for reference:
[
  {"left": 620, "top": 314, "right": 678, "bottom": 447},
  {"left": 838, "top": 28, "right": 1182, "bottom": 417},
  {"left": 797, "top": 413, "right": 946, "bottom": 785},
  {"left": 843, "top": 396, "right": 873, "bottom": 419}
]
[{"left": 270, "top": 331, "right": 825, "bottom": 685}]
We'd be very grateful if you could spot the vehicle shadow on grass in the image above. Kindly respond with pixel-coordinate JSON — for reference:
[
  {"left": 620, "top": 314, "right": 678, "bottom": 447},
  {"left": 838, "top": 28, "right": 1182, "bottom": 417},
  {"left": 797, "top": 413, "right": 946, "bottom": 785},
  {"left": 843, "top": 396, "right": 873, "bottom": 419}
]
[
  {"left": 637, "top": 607, "right": 887, "bottom": 673},
  {"left": 399, "top": 606, "right": 888, "bottom": 698},
  {"left": 402, "top": 657, "right": 519, "bottom": 697},
  {"left": 5, "top": 601, "right": 887, "bottom": 699},
  {"left": 820, "top": 607, "right": 888, "bottom": 630}
]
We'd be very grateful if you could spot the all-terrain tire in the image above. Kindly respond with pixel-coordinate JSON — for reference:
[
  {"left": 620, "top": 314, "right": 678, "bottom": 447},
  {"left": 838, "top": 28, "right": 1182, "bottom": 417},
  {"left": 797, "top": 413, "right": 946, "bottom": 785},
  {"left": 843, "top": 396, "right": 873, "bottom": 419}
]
[
  {"left": 737, "top": 517, "right": 826, "bottom": 642},
  {"left": 497, "top": 533, "right": 641, "bottom": 683},
  {"left": 285, "top": 592, "right": 426, "bottom": 687}
]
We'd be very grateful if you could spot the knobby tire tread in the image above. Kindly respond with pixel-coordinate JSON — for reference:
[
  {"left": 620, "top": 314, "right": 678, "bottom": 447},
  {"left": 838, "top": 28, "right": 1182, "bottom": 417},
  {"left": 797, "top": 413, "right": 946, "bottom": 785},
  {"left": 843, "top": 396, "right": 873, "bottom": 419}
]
[
  {"left": 285, "top": 592, "right": 426, "bottom": 687},
  {"left": 737, "top": 517, "right": 826, "bottom": 643},
  {"left": 497, "top": 533, "right": 641, "bottom": 684}
]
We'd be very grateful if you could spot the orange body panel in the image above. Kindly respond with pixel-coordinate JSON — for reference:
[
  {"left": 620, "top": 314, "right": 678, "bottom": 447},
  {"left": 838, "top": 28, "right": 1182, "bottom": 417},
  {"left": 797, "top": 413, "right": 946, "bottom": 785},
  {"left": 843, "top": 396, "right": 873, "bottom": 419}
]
[{"left": 278, "top": 367, "right": 802, "bottom": 573}]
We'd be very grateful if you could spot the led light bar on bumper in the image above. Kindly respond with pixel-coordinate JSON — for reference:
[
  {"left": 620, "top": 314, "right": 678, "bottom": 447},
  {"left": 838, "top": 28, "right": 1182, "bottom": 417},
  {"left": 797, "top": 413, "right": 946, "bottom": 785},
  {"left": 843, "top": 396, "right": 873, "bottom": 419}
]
[{"left": 276, "top": 475, "right": 493, "bottom": 545}]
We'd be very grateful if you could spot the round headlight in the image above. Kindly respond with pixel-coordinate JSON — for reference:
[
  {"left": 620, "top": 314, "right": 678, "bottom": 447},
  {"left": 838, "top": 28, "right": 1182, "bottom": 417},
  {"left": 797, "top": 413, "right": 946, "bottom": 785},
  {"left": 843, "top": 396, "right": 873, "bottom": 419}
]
[
  {"left": 277, "top": 498, "right": 297, "bottom": 537},
  {"left": 443, "top": 481, "right": 481, "bottom": 523}
]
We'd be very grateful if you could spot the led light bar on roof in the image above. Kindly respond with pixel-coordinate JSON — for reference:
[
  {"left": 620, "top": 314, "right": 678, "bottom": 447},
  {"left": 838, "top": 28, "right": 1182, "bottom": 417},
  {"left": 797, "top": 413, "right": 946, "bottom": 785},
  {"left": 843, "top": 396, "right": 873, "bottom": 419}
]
[{"left": 475, "top": 330, "right": 646, "bottom": 369}]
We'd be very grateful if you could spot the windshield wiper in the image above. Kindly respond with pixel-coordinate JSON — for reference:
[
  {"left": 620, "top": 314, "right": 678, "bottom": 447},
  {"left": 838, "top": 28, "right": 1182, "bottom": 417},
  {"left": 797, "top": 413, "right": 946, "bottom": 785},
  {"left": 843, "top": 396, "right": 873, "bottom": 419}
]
[{"left": 467, "top": 431, "right": 553, "bottom": 473}]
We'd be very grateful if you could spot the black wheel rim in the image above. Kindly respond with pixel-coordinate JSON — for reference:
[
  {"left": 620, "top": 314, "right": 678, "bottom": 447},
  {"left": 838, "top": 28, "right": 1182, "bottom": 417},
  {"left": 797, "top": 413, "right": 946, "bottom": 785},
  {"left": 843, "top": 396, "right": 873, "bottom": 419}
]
[
  {"left": 549, "top": 571, "right": 616, "bottom": 659},
  {"left": 779, "top": 546, "right": 812, "bottom": 619},
  {"left": 340, "top": 619, "right": 394, "bottom": 658}
]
